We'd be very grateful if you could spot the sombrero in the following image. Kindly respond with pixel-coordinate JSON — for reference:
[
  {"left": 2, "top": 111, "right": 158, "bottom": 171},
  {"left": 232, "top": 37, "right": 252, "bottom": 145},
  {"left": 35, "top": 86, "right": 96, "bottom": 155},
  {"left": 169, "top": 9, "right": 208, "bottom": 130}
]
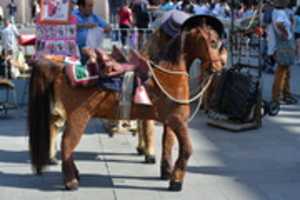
[
  {"left": 182, "top": 15, "right": 225, "bottom": 38},
  {"left": 160, "top": 10, "right": 191, "bottom": 38}
]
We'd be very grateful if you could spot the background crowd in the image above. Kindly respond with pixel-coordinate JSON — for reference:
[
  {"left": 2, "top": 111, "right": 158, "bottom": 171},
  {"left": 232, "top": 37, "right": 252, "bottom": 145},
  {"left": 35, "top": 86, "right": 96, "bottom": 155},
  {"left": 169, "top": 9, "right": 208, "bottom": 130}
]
[{"left": 0, "top": 0, "right": 300, "bottom": 105}]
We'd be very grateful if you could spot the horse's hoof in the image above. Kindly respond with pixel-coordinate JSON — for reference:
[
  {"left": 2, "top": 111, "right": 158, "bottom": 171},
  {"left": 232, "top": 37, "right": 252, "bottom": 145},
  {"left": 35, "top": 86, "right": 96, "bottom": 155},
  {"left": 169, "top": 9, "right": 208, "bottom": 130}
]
[
  {"left": 136, "top": 147, "right": 145, "bottom": 155},
  {"left": 169, "top": 181, "right": 182, "bottom": 192},
  {"left": 35, "top": 167, "right": 43, "bottom": 176},
  {"left": 160, "top": 169, "right": 171, "bottom": 180},
  {"left": 130, "top": 130, "right": 137, "bottom": 136},
  {"left": 108, "top": 132, "right": 114, "bottom": 138},
  {"left": 65, "top": 179, "right": 79, "bottom": 191},
  {"left": 145, "top": 155, "right": 156, "bottom": 164},
  {"left": 75, "top": 170, "right": 80, "bottom": 182},
  {"left": 47, "top": 158, "right": 59, "bottom": 165}
]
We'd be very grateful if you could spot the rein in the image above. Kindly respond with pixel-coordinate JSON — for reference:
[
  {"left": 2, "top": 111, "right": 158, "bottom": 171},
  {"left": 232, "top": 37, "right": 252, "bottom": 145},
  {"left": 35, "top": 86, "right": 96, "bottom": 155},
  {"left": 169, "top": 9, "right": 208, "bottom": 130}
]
[
  {"left": 147, "top": 60, "right": 214, "bottom": 105},
  {"left": 149, "top": 61, "right": 189, "bottom": 76}
]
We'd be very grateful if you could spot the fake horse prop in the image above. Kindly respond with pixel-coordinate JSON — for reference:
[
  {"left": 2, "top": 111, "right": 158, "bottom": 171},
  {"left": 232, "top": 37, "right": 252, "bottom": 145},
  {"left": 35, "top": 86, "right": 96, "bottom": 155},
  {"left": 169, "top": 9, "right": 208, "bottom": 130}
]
[
  {"left": 28, "top": 15, "right": 226, "bottom": 191},
  {"left": 137, "top": 13, "right": 226, "bottom": 163}
]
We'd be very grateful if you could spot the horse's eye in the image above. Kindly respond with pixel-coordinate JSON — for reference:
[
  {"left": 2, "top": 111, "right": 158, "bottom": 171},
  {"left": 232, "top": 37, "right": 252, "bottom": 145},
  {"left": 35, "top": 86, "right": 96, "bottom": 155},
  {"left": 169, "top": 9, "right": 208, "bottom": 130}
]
[
  {"left": 211, "top": 41, "right": 219, "bottom": 49},
  {"left": 211, "top": 41, "right": 222, "bottom": 50}
]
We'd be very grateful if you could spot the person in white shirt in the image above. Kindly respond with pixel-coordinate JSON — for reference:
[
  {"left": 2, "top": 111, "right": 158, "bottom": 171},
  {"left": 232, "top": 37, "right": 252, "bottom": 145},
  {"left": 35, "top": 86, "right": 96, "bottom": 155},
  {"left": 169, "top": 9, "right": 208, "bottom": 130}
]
[
  {"left": 212, "top": 0, "right": 230, "bottom": 19},
  {"left": 1, "top": 18, "right": 20, "bottom": 57},
  {"left": 0, "top": 6, "right": 3, "bottom": 22},
  {"left": 194, "top": 0, "right": 211, "bottom": 15},
  {"left": 1, "top": 18, "right": 21, "bottom": 79},
  {"left": 271, "top": 0, "right": 298, "bottom": 104}
]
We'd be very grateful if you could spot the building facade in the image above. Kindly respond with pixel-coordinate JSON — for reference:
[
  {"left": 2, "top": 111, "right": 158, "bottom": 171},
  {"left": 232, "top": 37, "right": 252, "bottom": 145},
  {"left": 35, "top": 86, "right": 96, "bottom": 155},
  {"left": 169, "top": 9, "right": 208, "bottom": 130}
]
[{"left": 0, "top": 0, "right": 31, "bottom": 23}]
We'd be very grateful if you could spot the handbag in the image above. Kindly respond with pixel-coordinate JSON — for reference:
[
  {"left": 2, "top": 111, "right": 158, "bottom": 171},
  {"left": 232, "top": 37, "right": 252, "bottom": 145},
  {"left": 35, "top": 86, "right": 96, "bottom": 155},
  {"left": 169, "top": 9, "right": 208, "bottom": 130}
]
[
  {"left": 273, "top": 25, "right": 295, "bottom": 66},
  {"left": 274, "top": 47, "right": 295, "bottom": 66},
  {"left": 134, "top": 78, "right": 152, "bottom": 105},
  {"left": 86, "top": 27, "right": 104, "bottom": 49}
]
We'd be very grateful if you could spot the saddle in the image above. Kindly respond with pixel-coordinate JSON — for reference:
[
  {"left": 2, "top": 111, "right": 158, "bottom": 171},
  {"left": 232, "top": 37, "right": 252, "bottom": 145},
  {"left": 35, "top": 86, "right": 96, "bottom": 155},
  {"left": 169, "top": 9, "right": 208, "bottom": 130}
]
[
  {"left": 64, "top": 47, "right": 152, "bottom": 106},
  {"left": 65, "top": 47, "right": 134, "bottom": 87}
]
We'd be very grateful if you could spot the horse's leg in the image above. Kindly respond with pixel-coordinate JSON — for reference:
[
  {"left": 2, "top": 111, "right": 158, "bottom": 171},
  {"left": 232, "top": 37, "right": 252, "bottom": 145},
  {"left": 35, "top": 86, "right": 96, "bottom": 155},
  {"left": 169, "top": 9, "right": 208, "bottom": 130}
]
[
  {"left": 161, "top": 125, "right": 176, "bottom": 180},
  {"left": 143, "top": 120, "right": 156, "bottom": 164},
  {"left": 136, "top": 120, "right": 146, "bottom": 155},
  {"left": 61, "top": 115, "right": 89, "bottom": 190},
  {"left": 49, "top": 120, "right": 59, "bottom": 165},
  {"left": 167, "top": 115, "right": 192, "bottom": 191}
]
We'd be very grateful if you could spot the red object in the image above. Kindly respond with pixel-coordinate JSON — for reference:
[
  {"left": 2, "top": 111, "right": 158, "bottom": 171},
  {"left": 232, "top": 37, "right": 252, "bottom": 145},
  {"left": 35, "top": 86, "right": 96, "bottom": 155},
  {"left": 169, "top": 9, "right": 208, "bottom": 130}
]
[
  {"left": 118, "top": 6, "right": 132, "bottom": 26},
  {"left": 255, "top": 27, "right": 264, "bottom": 37},
  {"left": 19, "top": 34, "right": 36, "bottom": 46}
]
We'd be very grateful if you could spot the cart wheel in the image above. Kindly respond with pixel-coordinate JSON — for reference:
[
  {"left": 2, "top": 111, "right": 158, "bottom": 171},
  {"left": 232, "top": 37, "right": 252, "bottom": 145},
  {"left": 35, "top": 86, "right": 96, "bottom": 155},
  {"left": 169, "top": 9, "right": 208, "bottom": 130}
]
[
  {"left": 268, "top": 101, "right": 280, "bottom": 116},
  {"left": 261, "top": 100, "right": 268, "bottom": 117}
]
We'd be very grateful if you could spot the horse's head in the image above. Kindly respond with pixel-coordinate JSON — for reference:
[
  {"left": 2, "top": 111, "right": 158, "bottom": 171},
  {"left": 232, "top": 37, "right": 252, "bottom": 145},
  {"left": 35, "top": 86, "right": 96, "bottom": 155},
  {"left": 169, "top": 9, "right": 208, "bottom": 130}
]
[
  {"left": 181, "top": 15, "right": 227, "bottom": 73},
  {"left": 182, "top": 26, "right": 227, "bottom": 73}
]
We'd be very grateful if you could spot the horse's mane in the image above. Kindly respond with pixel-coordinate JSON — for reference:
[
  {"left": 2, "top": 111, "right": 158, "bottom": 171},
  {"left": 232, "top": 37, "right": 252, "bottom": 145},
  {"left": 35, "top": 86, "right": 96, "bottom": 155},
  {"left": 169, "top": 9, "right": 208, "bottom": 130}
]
[
  {"left": 160, "top": 34, "right": 183, "bottom": 65},
  {"left": 160, "top": 25, "right": 219, "bottom": 66},
  {"left": 143, "top": 28, "right": 173, "bottom": 64}
]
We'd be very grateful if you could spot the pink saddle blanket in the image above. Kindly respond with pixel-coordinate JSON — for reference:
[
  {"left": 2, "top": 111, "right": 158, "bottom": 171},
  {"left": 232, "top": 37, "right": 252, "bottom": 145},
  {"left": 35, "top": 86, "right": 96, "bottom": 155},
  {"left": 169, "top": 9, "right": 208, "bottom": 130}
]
[{"left": 65, "top": 57, "right": 135, "bottom": 87}]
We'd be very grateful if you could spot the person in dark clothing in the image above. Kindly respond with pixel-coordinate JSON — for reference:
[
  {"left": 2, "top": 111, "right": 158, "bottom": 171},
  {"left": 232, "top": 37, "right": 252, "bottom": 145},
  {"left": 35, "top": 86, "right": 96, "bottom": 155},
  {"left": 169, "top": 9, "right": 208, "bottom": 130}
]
[
  {"left": 7, "top": 0, "right": 17, "bottom": 23},
  {"left": 175, "top": 0, "right": 195, "bottom": 14},
  {"left": 130, "top": 0, "right": 150, "bottom": 50},
  {"left": 118, "top": 1, "right": 133, "bottom": 46},
  {"left": 109, "top": 0, "right": 124, "bottom": 24}
]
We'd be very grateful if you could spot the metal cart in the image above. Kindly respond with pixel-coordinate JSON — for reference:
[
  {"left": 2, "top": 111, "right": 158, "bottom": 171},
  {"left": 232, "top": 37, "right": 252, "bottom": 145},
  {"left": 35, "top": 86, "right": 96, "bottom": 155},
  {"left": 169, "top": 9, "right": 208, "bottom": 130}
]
[{"left": 207, "top": 0, "right": 279, "bottom": 132}]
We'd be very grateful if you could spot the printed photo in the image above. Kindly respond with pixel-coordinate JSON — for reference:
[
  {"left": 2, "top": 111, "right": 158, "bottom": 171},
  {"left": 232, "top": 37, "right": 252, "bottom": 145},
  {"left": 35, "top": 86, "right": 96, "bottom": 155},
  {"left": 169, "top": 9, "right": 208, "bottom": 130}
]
[{"left": 40, "top": 0, "right": 70, "bottom": 24}]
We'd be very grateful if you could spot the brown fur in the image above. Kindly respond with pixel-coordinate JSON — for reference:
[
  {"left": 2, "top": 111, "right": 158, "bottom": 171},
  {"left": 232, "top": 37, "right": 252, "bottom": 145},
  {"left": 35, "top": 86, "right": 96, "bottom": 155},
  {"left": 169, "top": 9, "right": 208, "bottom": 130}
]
[{"left": 28, "top": 26, "right": 224, "bottom": 190}]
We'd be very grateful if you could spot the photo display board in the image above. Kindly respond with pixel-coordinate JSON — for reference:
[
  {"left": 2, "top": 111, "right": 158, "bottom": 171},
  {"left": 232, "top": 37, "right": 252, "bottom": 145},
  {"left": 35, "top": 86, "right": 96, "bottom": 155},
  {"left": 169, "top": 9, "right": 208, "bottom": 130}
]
[{"left": 35, "top": 0, "right": 79, "bottom": 58}]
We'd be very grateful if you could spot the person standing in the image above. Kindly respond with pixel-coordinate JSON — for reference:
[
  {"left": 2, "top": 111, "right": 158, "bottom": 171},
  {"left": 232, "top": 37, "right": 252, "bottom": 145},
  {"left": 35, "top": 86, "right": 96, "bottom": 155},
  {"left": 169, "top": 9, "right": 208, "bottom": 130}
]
[
  {"left": 118, "top": 1, "right": 133, "bottom": 47},
  {"left": 271, "top": 0, "right": 298, "bottom": 104},
  {"left": 0, "top": 5, "right": 4, "bottom": 23},
  {"left": 7, "top": 0, "right": 17, "bottom": 23},
  {"left": 262, "top": 0, "right": 276, "bottom": 74},
  {"left": 194, "top": 0, "right": 212, "bottom": 15},
  {"left": 31, "top": 0, "right": 41, "bottom": 21},
  {"left": 212, "top": 0, "right": 230, "bottom": 19},
  {"left": 1, "top": 18, "right": 19, "bottom": 57},
  {"left": 109, "top": 0, "right": 124, "bottom": 24},
  {"left": 294, "top": 6, "right": 300, "bottom": 64},
  {"left": 130, "top": 0, "right": 150, "bottom": 50},
  {"left": 159, "top": 0, "right": 175, "bottom": 12},
  {"left": 73, "top": 0, "right": 111, "bottom": 61},
  {"left": 1, "top": 18, "right": 20, "bottom": 78},
  {"left": 175, "top": 0, "right": 195, "bottom": 14}
]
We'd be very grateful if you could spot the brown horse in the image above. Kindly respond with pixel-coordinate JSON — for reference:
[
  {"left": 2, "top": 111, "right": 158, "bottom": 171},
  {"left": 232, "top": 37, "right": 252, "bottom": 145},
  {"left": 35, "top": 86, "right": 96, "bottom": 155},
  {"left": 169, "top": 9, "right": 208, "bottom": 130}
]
[
  {"left": 28, "top": 22, "right": 226, "bottom": 191},
  {"left": 136, "top": 15, "right": 227, "bottom": 165}
]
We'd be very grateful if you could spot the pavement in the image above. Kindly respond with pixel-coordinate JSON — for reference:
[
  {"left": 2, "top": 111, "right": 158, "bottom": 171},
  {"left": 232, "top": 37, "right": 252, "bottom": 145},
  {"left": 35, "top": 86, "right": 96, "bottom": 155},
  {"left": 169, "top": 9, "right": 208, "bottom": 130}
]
[{"left": 0, "top": 65, "right": 300, "bottom": 200}]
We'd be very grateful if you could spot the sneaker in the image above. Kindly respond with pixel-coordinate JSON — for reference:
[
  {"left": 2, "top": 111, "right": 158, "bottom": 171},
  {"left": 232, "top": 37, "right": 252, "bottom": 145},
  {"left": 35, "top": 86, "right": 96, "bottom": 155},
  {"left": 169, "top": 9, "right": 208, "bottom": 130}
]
[{"left": 283, "top": 96, "right": 298, "bottom": 105}]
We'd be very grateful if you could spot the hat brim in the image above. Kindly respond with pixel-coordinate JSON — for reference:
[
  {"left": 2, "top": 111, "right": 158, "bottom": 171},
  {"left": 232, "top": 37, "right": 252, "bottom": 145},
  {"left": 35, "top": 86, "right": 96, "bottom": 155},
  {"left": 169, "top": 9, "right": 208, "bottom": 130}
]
[
  {"left": 159, "top": 10, "right": 191, "bottom": 37},
  {"left": 182, "top": 15, "right": 225, "bottom": 38}
]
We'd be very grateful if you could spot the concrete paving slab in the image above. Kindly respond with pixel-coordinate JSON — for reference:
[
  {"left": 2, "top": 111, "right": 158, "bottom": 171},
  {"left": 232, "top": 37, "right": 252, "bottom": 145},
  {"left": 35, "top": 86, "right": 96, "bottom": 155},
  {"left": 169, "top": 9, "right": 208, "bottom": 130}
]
[{"left": 1, "top": 52, "right": 300, "bottom": 199}]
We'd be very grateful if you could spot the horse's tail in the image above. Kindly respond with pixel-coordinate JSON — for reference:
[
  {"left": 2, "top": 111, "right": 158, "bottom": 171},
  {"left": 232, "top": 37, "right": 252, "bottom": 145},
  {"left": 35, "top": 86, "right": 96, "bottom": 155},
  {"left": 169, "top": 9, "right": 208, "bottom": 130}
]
[{"left": 28, "top": 59, "right": 63, "bottom": 174}]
